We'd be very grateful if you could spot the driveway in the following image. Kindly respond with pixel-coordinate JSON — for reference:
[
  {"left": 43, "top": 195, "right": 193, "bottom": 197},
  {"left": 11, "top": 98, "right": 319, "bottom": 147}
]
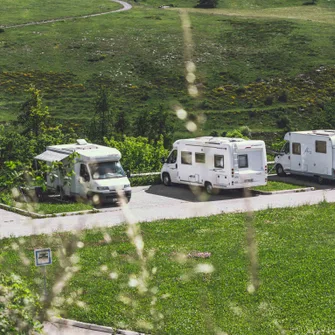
[{"left": 1, "top": 184, "right": 335, "bottom": 238}]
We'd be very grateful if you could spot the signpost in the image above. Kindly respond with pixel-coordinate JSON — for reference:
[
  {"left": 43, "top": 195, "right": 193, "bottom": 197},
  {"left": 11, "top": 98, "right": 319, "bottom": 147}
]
[{"left": 34, "top": 248, "right": 52, "bottom": 301}]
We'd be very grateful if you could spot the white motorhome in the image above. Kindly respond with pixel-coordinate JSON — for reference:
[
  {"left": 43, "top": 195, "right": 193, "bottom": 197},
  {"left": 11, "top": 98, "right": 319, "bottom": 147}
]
[
  {"left": 275, "top": 130, "right": 335, "bottom": 184},
  {"left": 34, "top": 139, "right": 131, "bottom": 204},
  {"left": 161, "top": 136, "right": 267, "bottom": 194}
]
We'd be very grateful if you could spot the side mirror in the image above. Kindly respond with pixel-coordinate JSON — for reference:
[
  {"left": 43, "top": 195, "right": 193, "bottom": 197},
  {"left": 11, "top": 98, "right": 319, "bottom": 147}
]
[
  {"left": 161, "top": 157, "right": 166, "bottom": 164},
  {"left": 126, "top": 170, "right": 131, "bottom": 178}
]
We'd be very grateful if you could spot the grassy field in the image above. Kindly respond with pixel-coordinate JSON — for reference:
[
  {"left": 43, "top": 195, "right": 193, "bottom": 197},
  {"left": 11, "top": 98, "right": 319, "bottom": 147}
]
[
  {"left": 11, "top": 200, "right": 94, "bottom": 214},
  {"left": 0, "top": 0, "right": 334, "bottom": 143},
  {"left": 1, "top": 0, "right": 121, "bottom": 26},
  {"left": 1, "top": 201, "right": 335, "bottom": 334},
  {"left": 252, "top": 180, "right": 305, "bottom": 192}
]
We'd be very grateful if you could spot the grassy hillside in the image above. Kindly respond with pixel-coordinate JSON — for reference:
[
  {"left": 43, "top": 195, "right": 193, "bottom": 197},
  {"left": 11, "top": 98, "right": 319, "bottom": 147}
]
[
  {"left": 1, "top": 0, "right": 121, "bottom": 26},
  {"left": 0, "top": 0, "right": 334, "bottom": 143}
]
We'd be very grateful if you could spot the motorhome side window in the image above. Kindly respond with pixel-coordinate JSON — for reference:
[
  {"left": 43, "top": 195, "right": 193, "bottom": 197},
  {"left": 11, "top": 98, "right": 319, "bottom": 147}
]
[
  {"left": 80, "top": 164, "right": 90, "bottom": 181},
  {"left": 283, "top": 142, "right": 290, "bottom": 154},
  {"left": 292, "top": 142, "right": 301, "bottom": 155},
  {"left": 214, "top": 155, "right": 224, "bottom": 168},
  {"left": 195, "top": 153, "right": 205, "bottom": 163},
  {"left": 167, "top": 150, "right": 177, "bottom": 164},
  {"left": 181, "top": 151, "right": 192, "bottom": 165},
  {"left": 238, "top": 155, "right": 248, "bottom": 168},
  {"left": 315, "top": 140, "right": 327, "bottom": 154}
]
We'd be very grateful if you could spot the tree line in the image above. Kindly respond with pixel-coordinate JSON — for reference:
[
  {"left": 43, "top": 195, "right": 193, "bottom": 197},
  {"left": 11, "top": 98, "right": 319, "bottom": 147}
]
[{"left": 0, "top": 86, "right": 174, "bottom": 202}]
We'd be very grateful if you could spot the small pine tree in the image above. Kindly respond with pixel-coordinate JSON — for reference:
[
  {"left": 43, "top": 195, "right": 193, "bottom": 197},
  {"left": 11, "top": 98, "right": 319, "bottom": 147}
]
[
  {"left": 89, "top": 87, "right": 113, "bottom": 143},
  {"left": 17, "top": 86, "right": 50, "bottom": 137}
]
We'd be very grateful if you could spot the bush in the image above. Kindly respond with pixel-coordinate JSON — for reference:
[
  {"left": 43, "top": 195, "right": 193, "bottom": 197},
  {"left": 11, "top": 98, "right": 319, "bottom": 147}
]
[
  {"left": 276, "top": 115, "right": 291, "bottom": 129},
  {"left": 195, "top": 0, "right": 218, "bottom": 8},
  {"left": 239, "top": 126, "right": 252, "bottom": 138},
  {"left": 278, "top": 91, "right": 288, "bottom": 103},
  {"left": 265, "top": 95, "right": 274, "bottom": 106},
  {"left": 104, "top": 135, "right": 168, "bottom": 173},
  {"left": 0, "top": 273, "right": 43, "bottom": 334},
  {"left": 303, "top": 0, "right": 317, "bottom": 5}
]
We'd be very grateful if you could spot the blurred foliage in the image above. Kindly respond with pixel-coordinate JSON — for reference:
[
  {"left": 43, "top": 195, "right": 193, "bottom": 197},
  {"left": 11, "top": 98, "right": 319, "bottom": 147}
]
[{"left": 0, "top": 273, "right": 43, "bottom": 334}]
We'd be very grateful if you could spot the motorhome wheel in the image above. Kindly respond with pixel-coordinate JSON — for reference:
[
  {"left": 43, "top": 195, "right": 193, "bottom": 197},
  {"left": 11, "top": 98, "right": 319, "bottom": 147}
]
[
  {"left": 162, "top": 173, "right": 171, "bottom": 186},
  {"left": 317, "top": 176, "right": 324, "bottom": 185},
  {"left": 57, "top": 186, "right": 65, "bottom": 200},
  {"left": 275, "top": 164, "right": 286, "bottom": 177},
  {"left": 205, "top": 182, "right": 213, "bottom": 195}
]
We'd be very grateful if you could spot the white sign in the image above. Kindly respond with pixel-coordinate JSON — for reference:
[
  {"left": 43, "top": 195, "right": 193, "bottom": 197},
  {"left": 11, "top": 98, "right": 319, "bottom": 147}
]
[{"left": 34, "top": 248, "right": 52, "bottom": 266}]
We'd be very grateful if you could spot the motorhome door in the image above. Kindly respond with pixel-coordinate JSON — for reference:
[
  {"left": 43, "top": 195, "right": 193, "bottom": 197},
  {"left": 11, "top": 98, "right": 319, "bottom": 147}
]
[
  {"left": 290, "top": 142, "right": 302, "bottom": 172},
  {"left": 76, "top": 163, "right": 91, "bottom": 197},
  {"left": 164, "top": 149, "right": 178, "bottom": 183}
]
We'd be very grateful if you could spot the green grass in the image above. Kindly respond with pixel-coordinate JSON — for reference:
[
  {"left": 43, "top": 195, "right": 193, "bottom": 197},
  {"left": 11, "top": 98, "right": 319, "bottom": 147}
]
[
  {"left": 11, "top": 200, "right": 93, "bottom": 214},
  {"left": 0, "top": 1, "right": 334, "bottom": 142},
  {"left": 1, "top": 202, "right": 335, "bottom": 334},
  {"left": 252, "top": 180, "right": 305, "bottom": 192},
  {"left": 0, "top": 0, "right": 121, "bottom": 26}
]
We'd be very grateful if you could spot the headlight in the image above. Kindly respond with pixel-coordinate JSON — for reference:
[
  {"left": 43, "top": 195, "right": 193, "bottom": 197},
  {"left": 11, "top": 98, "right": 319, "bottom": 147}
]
[
  {"left": 124, "top": 184, "right": 130, "bottom": 188},
  {"left": 97, "top": 186, "right": 109, "bottom": 191}
]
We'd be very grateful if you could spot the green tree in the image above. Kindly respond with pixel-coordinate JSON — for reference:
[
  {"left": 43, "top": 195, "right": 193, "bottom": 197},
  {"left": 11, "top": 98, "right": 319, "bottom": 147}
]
[
  {"left": 0, "top": 90, "right": 78, "bottom": 201},
  {"left": 17, "top": 86, "right": 50, "bottom": 138},
  {"left": 114, "top": 109, "right": 131, "bottom": 139},
  {"left": 134, "top": 106, "right": 175, "bottom": 147},
  {"left": 88, "top": 87, "right": 113, "bottom": 143}
]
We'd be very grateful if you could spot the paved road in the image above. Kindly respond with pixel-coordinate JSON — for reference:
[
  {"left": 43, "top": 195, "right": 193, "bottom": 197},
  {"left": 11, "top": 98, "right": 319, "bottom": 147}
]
[{"left": 1, "top": 184, "right": 335, "bottom": 239}]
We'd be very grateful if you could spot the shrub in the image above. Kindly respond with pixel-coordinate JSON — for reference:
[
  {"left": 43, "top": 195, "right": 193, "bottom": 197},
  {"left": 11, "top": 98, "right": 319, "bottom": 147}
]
[
  {"left": 303, "top": 0, "right": 317, "bottom": 5},
  {"left": 278, "top": 91, "right": 288, "bottom": 103},
  {"left": 239, "top": 126, "right": 252, "bottom": 138},
  {"left": 265, "top": 95, "right": 274, "bottom": 106},
  {"left": 195, "top": 0, "right": 218, "bottom": 8},
  {"left": 276, "top": 115, "right": 291, "bottom": 129},
  {"left": 210, "top": 130, "right": 219, "bottom": 137},
  {"left": 104, "top": 135, "right": 168, "bottom": 173},
  {"left": 0, "top": 273, "right": 43, "bottom": 334}
]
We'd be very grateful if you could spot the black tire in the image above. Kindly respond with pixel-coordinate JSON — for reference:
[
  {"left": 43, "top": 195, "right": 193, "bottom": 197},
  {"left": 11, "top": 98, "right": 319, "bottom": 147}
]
[
  {"left": 205, "top": 182, "right": 213, "bottom": 195},
  {"left": 276, "top": 164, "right": 286, "bottom": 177},
  {"left": 162, "top": 173, "right": 171, "bottom": 186},
  {"left": 317, "top": 176, "right": 324, "bottom": 185},
  {"left": 57, "top": 186, "right": 66, "bottom": 200}
]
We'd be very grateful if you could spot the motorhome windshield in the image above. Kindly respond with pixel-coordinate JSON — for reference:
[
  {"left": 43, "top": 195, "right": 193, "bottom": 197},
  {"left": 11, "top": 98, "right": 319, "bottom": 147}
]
[{"left": 89, "top": 161, "right": 126, "bottom": 179}]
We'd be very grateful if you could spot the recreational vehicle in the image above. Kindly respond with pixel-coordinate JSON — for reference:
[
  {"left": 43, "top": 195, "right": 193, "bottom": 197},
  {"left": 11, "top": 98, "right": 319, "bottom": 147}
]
[
  {"left": 161, "top": 136, "right": 267, "bottom": 194},
  {"left": 34, "top": 139, "right": 131, "bottom": 204},
  {"left": 275, "top": 130, "right": 335, "bottom": 184}
]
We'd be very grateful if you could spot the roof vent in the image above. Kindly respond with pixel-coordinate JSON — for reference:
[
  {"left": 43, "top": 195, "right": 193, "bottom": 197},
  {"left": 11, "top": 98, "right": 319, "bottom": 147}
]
[{"left": 76, "top": 139, "right": 88, "bottom": 145}]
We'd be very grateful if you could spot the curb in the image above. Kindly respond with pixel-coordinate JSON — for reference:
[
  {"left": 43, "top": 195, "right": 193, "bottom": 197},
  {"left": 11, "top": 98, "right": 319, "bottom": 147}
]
[
  {"left": 254, "top": 187, "right": 315, "bottom": 195},
  {"left": 0, "top": 202, "right": 100, "bottom": 219},
  {"left": 54, "top": 318, "right": 148, "bottom": 335}
]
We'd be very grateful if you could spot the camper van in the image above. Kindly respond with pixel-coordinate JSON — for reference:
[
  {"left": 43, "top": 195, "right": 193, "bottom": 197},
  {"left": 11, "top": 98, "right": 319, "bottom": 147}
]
[
  {"left": 275, "top": 130, "right": 335, "bottom": 184},
  {"left": 35, "top": 139, "right": 131, "bottom": 204},
  {"left": 161, "top": 136, "right": 267, "bottom": 194}
]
